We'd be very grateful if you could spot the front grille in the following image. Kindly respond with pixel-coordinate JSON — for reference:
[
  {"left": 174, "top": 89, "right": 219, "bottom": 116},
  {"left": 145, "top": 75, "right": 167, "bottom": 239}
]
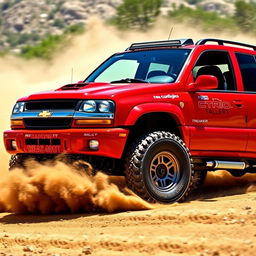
[
  {"left": 25, "top": 100, "right": 80, "bottom": 110},
  {"left": 24, "top": 118, "right": 72, "bottom": 129},
  {"left": 26, "top": 139, "right": 61, "bottom": 145}
]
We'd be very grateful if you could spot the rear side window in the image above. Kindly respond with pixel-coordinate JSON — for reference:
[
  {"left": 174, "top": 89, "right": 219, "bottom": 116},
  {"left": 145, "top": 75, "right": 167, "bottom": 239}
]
[{"left": 235, "top": 53, "right": 256, "bottom": 91}]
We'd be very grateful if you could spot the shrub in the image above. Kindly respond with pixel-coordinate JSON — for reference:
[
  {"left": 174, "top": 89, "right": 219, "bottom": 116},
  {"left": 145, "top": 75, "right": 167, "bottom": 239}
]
[{"left": 113, "top": 0, "right": 163, "bottom": 29}]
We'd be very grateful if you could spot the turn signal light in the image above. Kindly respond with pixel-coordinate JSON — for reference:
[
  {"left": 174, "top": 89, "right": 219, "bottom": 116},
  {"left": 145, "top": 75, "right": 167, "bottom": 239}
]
[
  {"left": 74, "top": 119, "right": 112, "bottom": 125},
  {"left": 11, "top": 119, "right": 24, "bottom": 128}
]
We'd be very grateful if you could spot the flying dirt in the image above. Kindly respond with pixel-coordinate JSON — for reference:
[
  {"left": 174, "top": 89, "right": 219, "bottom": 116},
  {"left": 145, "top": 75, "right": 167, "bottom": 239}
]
[
  {"left": 0, "top": 157, "right": 152, "bottom": 214},
  {"left": 1, "top": 18, "right": 256, "bottom": 256}
]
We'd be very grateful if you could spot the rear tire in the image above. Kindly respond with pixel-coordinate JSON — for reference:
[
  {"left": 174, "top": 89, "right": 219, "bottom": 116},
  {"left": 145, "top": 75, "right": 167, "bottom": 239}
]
[{"left": 125, "top": 131, "right": 195, "bottom": 203}]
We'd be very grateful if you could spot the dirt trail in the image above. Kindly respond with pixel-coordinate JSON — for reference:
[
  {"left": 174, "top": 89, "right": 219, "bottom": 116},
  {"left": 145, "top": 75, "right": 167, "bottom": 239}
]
[{"left": 0, "top": 172, "right": 256, "bottom": 256}]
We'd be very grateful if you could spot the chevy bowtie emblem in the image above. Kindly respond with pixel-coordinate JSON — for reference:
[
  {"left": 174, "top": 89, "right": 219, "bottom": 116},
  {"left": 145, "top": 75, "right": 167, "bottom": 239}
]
[{"left": 38, "top": 110, "right": 53, "bottom": 117}]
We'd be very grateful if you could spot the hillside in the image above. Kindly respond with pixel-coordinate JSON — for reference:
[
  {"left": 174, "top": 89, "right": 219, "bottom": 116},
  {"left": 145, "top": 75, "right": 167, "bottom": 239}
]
[{"left": 0, "top": 0, "right": 255, "bottom": 54}]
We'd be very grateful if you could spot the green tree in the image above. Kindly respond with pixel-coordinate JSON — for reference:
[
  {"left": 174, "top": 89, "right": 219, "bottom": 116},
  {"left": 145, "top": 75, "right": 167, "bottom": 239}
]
[
  {"left": 169, "top": 5, "right": 237, "bottom": 32},
  {"left": 234, "top": 1, "right": 256, "bottom": 33},
  {"left": 114, "top": 0, "right": 163, "bottom": 29}
]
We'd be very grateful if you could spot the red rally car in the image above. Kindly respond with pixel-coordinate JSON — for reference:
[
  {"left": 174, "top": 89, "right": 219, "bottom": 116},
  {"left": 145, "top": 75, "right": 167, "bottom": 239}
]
[{"left": 4, "top": 38, "right": 256, "bottom": 203}]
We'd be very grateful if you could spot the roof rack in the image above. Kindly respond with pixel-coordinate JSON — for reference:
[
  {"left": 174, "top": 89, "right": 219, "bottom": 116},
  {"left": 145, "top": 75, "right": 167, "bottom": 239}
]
[
  {"left": 196, "top": 38, "right": 256, "bottom": 51},
  {"left": 127, "top": 38, "right": 194, "bottom": 51}
]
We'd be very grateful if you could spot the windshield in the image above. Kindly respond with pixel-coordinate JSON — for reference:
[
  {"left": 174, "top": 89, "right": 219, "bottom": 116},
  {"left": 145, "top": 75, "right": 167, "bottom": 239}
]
[{"left": 85, "top": 49, "right": 191, "bottom": 84}]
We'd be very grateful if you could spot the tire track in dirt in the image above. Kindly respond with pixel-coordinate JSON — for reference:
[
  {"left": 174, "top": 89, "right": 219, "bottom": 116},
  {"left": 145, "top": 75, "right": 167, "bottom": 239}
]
[
  {"left": 0, "top": 231, "right": 255, "bottom": 255},
  {"left": 0, "top": 193, "right": 256, "bottom": 256}
]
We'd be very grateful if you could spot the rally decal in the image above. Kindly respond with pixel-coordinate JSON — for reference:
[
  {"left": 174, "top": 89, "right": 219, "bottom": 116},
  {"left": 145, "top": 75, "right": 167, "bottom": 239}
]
[{"left": 198, "top": 98, "right": 233, "bottom": 114}]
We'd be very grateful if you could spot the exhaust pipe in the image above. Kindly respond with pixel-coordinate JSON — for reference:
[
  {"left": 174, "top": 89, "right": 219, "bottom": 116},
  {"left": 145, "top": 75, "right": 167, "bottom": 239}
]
[{"left": 206, "top": 161, "right": 248, "bottom": 170}]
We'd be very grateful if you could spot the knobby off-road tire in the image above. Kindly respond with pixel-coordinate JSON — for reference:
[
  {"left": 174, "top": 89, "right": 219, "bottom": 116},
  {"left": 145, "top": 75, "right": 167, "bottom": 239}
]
[
  {"left": 9, "top": 154, "right": 29, "bottom": 170},
  {"left": 125, "top": 131, "right": 195, "bottom": 203}
]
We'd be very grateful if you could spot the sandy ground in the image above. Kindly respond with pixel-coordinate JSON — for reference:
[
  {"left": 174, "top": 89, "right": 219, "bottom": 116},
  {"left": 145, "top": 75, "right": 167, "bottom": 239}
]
[
  {"left": 1, "top": 19, "right": 256, "bottom": 256},
  {"left": 0, "top": 172, "right": 256, "bottom": 256}
]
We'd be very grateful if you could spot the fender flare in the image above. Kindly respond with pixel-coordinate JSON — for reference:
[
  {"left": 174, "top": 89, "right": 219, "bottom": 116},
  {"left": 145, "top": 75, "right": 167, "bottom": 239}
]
[{"left": 124, "top": 103, "right": 185, "bottom": 126}]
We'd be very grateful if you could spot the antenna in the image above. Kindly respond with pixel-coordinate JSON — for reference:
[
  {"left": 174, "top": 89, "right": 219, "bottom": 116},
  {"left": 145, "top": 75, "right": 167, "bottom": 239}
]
[
  {"left": 71, "top": 68, "right": 73, "bottom": 84},
  {"left": 168, "top": 27, "right": 173, "bottom": 40}
]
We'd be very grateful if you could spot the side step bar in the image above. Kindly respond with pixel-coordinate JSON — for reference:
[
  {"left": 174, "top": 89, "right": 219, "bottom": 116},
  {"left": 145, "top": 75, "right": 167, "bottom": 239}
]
[{"left": 206, "top": 161, "right": 248, "bottom": 170}]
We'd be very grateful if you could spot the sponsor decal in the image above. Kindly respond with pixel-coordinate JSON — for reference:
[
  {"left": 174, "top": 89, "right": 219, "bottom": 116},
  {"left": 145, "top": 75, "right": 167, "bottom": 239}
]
[
  {"left": 83, "top": 133, "right": 98, "bottom": 137},
  {"left": 153, "top": 94, "right": 179, "bottom": 99},
  {"left": 198, "top": 98, "right": 232, "bottom": 115},
  {"left": 198, "top": 95, "right": 209, "bottom": 100},
  {"left": 192, "top": 119, "right": 208, "bottom": 123},
  {"left": 179, "top": 102, "right": 185, "bottom": 109},
  {"left": 25, "top": 134, "right": 59, "bottom": 138},
  {"left": 26, "top": 145, "right": 62, "bottom": 154}
]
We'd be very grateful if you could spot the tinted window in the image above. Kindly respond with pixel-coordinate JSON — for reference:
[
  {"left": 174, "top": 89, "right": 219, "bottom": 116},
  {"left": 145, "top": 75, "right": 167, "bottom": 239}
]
[
  {"left": 193, "top": 51, "right": 236, "bottom": 90},
  {"left": 85, "top": 49, "right": 191, "bottom": 84},
  {"left": 235, "top": 53, "right": 256, "bottom": 91}
]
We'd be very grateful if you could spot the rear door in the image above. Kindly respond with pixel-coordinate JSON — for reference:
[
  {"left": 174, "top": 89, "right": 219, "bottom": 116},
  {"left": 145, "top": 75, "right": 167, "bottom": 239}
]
[
  {"left": 189, "top": 50, "right": 247, "bottom": 152},
  {"left": 235, "top": 52, "right": 256, "bottom": 152}
]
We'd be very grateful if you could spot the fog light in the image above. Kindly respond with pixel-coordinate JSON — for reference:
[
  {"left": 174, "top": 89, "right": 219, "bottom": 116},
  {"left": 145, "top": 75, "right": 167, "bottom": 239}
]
[
  {"left": 89, "top": 140, "right": 99, "bottom": 151},
  {"left": 11, "top": 140, "right": 17, "bottom": 150}
]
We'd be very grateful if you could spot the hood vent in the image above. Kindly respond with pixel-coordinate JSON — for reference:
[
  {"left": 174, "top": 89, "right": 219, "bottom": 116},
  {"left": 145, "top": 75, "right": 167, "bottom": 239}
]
[{"left": 59, "top": 83, "right": 88, "bottom": 90}]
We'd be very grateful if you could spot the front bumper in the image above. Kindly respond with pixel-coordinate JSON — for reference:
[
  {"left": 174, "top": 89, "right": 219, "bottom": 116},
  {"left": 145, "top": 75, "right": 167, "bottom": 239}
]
[{"left": 4, "top": 128, "right": 129, "bottom": 159}]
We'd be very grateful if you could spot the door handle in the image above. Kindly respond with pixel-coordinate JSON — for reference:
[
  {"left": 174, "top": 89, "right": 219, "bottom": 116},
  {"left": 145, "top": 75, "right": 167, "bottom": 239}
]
[{"left": 233, "top": 100, "right": 243, "bottom": 108}]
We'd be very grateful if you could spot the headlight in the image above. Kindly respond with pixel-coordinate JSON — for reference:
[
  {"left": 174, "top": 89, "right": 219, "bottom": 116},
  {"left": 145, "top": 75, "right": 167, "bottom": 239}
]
[
  {"left": 98, "top": 100, "right": 111, "bottom": 113},
  {"left": 12, "top": 102, "right": 25, "bottom": 114},
  {"left": 80, "top": 100, "right": 96, "bottom": 112},
  {"left": 79, "top": 100, "right": 115, "bottom": 113}
]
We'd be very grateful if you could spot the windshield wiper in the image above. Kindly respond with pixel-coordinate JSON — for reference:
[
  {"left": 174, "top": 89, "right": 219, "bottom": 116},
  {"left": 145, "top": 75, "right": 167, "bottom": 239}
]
[{"left": 111, "top": 78, "right": 148, "bottom": 84}]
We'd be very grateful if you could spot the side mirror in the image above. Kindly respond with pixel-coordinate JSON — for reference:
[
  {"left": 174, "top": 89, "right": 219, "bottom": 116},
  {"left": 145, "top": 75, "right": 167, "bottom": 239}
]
[
  {"left": 77, "top": 80, "right": 84, "bottom": 84},
  {"left": 188, "top": 75, "right": 218, "bottom": 91}
]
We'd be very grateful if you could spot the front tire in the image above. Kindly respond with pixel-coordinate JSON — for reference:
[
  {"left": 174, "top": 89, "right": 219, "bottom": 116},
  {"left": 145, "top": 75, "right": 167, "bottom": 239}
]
[
  {"left": 125, "top": 131, "right": 194, "bottom": 203},
  {"left": 9, "top": 154, "right": 30, "bottom": 170}
]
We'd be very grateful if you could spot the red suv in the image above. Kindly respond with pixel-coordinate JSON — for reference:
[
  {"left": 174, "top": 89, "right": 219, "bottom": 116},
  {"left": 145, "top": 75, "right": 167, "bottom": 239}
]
[{"left": 4, "top": 38, "right": 256, "bottom": 203}]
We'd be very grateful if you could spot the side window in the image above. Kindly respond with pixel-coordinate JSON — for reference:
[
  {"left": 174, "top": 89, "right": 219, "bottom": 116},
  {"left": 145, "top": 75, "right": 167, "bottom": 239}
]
[
  {"left": 193, "top": 51, "right": 236, "bottom": 90},
  {"left": 235, "top": 53, "right": 256, "bottom": 92}
]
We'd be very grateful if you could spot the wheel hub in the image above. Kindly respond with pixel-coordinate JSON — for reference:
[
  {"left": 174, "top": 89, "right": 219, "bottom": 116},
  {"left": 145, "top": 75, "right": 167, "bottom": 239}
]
[
  {"left": 156, "top": 164, "right": 167, "bottom": 178},
  {"left": 150, "top": 151, "right": 180, "bottom": 191}
]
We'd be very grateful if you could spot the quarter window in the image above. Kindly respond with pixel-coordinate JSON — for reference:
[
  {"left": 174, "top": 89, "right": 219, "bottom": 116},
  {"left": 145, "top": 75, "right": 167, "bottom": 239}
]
[{"left": 235, "top": 53, "right": 256, "bottom": 92}]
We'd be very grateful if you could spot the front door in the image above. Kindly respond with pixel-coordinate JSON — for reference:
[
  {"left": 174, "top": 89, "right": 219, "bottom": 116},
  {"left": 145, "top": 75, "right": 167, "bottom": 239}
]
[{"left": 189, "top": 50, "right": 247, "bottom": 152}]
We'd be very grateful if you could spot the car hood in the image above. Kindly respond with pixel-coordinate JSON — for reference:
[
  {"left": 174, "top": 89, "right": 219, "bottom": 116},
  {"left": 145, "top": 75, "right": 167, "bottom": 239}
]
[{"left": 18, "top": 82, "right": 181, "bottom": 102}]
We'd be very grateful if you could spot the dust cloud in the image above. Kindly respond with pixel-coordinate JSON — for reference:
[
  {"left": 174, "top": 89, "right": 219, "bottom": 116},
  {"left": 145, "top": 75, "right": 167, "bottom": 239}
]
[
  {"left": 0, "top": 158, "right": 153, "bottom": 214},
  {"left": 204, "top": 171, "right": 256, "bottom": 196},
  {"left": 0, "top": 18, "right": 256, "bottom": 211}
]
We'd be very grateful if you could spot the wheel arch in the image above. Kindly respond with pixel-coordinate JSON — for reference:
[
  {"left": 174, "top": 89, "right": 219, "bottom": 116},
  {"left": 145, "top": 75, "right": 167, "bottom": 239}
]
[
  {"left": 124, "top": 103, "right": 188, "bottom": 145},
  {"left": 125, "top": 103, "right": 185, "bottom": 127}
]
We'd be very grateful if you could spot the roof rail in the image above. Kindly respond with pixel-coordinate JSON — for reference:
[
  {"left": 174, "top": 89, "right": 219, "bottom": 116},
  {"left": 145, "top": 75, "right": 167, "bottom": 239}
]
[
  {"left": 196, "top": 38, "right": 256, "bottom": 51},
  {"left": 127, "top": 38, "right": 194, "bottom": 51}
]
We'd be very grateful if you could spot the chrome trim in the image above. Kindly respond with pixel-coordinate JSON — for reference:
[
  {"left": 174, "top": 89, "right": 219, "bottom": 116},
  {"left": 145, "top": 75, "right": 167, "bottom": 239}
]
[
  {"left": 73, "top": 112, "right": 114, "bottom": 119},
  {"left": 11, "top": 110, "right": 114, "bottom": 120},
  {"left": 11, "top": 111, "right": 74, "bottom": 119},
  {"left": 206, "top": 161, "right": 248, "bottom": 170}
]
